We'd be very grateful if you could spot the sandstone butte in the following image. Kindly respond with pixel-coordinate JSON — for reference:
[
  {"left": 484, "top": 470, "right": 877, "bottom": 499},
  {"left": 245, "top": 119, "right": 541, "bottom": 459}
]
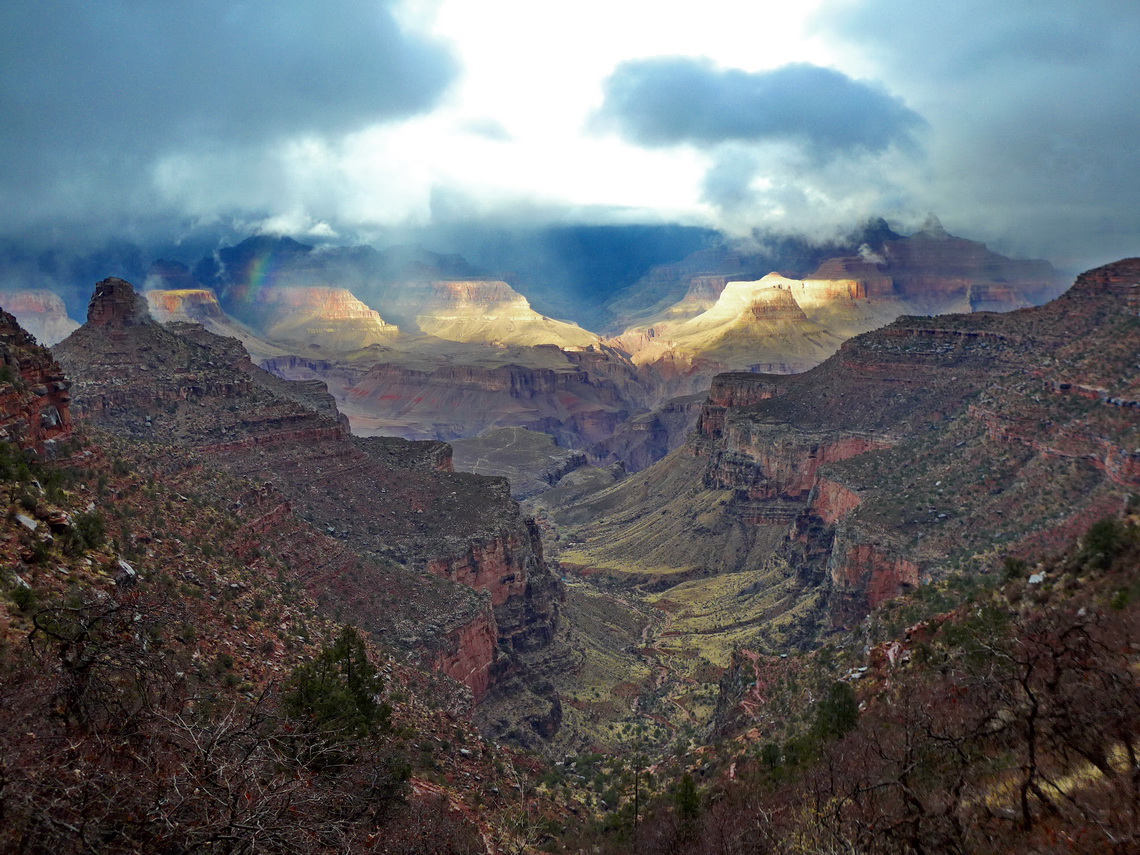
[
  {"left": 558, "top": 258, "right": 1140, "bottom": 638},
  {"left": 607, "top": 218, "right": 1067, "bottom": 397},
  {"left": 54, "top": 277, "right": 567, "bottom": 745},
  {"left": 413, "top": 280, "right": 600, "bottom": 348}
]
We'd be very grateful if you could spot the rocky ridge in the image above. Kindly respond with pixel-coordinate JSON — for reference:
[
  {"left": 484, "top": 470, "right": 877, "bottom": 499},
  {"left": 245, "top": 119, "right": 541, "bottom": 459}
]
[
  {"left": 54, "top": 278, "right": 565, "bottom": 741},
  {"left": 0, "top": 306, "right": 72, "bottom": 453},
  {"left": 555, "top": 259, "right": 1140, "bottom": 641}
]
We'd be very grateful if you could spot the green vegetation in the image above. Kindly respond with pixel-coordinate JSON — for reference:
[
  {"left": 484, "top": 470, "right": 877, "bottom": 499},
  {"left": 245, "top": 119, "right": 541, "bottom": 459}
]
[{"left": 283, "top": 625, "right": 391, "bottom": 740}]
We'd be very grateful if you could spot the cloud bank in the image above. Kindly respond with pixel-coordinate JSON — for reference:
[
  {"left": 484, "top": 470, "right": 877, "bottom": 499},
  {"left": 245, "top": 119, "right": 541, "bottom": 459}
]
[
  {"left": 596, "top": 58, "right": 924, "bottom": 158},
  {"left": 0, "top": 0, "right": 456, "bottom": 236},
  {"left": 595, "top": 58, "right": 926, "bottom": 235},
  {"left": 814, "top": 0, "right": 1140, "bottom": 267}
]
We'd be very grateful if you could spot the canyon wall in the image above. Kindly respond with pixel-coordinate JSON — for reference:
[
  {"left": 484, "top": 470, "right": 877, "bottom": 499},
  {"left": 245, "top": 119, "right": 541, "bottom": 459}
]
[
  {"left": 669, "top": 259, "right": 1140, "bottom": 629},
  {"left": 55, "top": 278, "right": 563, "bottom": 731},
  {"left": 0, "top": 307, "right": 72, "bottom": 453},
  {"left": 0, "top": 290, "right": 80, "bottom": 346}
]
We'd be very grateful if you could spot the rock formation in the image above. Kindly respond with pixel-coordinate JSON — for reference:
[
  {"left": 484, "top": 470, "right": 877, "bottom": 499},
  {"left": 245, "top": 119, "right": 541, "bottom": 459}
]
[
  {"left": 557, "top": 259, "right": 1140, "bottom": 637},
  {"left": 241, "top": 286, "right": 398, "bottom": 351},
  {"left": 55, "top": 278, "right": 564, "bottom": 739},
  {"left": 0, "top": 307, "right": 71, "bottom": 453},
  {"left": 0, "top": 290, "right": 80, "bottom": 346},
  {"left": 610, "top": 276, "right": 849, "bottom": 396},
  {"left": 412, "top": 280, "right": 599, "bottom": 348}
]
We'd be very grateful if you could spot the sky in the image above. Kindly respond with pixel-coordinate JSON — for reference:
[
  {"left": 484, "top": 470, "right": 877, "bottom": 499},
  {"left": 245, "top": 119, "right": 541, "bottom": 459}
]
[{"left": 2, "top": 0, "right": 1138, "bottom": 270}]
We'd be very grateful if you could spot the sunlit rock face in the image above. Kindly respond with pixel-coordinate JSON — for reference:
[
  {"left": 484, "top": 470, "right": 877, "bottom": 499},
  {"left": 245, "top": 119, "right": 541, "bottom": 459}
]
[
  {"left": 414, "top": 280, "right": 599, "bottom": 348},
  {"left": 146, "top": 288, "right": 228, "bottom": 324},
  {"left": 0, "top": 290, "right": 79, "bottom": 346},
  {"left": 252, "top": 286, "right": 399, "bottom": 351},
  {"left": 610, "top": 277, "right": 848, "bottom": 397}
]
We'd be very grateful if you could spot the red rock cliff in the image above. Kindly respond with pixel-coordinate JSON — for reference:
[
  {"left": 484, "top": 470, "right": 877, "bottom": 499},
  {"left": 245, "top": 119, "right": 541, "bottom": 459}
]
[{"left": 0, "top": 308, "right": 72, "bottom": 453}]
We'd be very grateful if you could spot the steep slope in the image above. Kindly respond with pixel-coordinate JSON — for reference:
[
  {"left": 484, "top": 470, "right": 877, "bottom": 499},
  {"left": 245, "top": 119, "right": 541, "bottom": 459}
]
[
  {"left": 0, "top": 357, "right": 574, "bottom": 852},
  {"left": 0, "top": 306, "right": 72, "bottom": 452},
  {"left": 555, "top": 259, "right": 1140, "bottom": 643},
  {"left": 55, "top": 278, "right": 564, "bottom": 743}
]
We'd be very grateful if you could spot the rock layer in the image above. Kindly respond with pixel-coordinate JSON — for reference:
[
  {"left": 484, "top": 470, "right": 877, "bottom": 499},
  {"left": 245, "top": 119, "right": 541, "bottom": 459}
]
[
  {"left": 0, "top": 308, "right": 72, "bottom": 453},
  {"left": 56, "top": 278, "right": 562, "bottom": 728}
]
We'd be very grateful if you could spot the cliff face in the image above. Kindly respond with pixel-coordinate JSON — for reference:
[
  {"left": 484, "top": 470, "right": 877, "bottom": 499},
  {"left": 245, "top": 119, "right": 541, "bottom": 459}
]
[
  {"left": 588, "top": 392, "right": 707, "bottom": 472},
  {"left": 0, "top": 290, "right": 80, "bottom": 346},
  {"left": 250, "top": 286, "right": 398, "bottom": 351},
  {"left": 0, "top": 308, "right": 72, "bottom": 453},
  {"left": 607, "top": 223, "right": 1067, "bottom": 395},
  {"left": 875, "top": 219, "right": 1067, "bottom": 308},
  {"left": 570, "top": 259, "right": 1140, "bottom": 634},
  {"left": 413, "top": 280, "right": 599, "bottom": 348},
  {"left": 339, "top": 352, "right": 643, "bottom": 449},
  {"left": 146, "top": 288, "right": 228, "bottom": 323},
  {"left": 55, "top": 278, "right": 563, "bottom": 730},
  {"left": 717, "top": 259, "right": 1139, "bottom": 627}
]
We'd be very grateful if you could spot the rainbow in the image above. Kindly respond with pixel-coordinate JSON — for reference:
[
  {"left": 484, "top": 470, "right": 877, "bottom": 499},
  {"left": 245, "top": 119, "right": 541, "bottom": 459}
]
[{"left": 235, "top": 250, "right": 278, "bottom": 306}]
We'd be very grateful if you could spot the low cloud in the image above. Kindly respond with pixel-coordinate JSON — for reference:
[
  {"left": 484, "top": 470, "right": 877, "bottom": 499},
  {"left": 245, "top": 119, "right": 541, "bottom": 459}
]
[{"left": 596, "top": 58, "right": 924, "bottom": 159}]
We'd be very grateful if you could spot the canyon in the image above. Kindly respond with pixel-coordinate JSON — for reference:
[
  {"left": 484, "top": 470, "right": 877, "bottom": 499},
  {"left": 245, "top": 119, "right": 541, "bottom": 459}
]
[
  {"left": 1, "top": 235, "right": 1137, "bottom": 852},
  {"left": 0, "top": 222, "right": 1068, "bottom": 486},
  {"left": 551, "top": 258, "right": 1139, "bottom": 654},
  {"left": 53, "top": 278, "right": 566, "bottom": 742},
  {"left": 0, "top": 228, "right": 1100, "bottom": 752}
]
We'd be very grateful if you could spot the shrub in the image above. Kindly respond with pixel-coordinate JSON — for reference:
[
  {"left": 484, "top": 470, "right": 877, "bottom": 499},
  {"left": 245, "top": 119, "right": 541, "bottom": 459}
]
[
  {"left": 811, "top": 680, "right": 859, "bottom": 742},
  {"left": 1080, "top": 517, "right": 1128, "bottom": 570},
  {"left": 283, "top": 625, "right": 390, "bottom": 740}
]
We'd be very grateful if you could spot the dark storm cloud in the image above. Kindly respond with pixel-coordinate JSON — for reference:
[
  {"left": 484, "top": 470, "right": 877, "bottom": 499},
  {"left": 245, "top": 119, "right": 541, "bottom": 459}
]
[
  {"left": 816, "top": 0, "right": 1140, "bottom": 269},
  {"left": 0, "top": 0, "right": 456, "bottom": 234},
  {"left": 595, "top": 58, "right": 924, "bottom": 159}
]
